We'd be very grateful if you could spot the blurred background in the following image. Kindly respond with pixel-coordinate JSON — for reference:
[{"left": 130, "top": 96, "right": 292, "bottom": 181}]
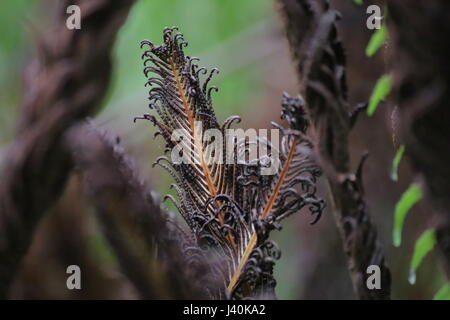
[{"left": 0, "top": 0, "right": 445, "bottom": 299}]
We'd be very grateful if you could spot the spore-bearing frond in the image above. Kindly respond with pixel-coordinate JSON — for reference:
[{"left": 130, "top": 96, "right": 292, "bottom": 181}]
[{"left": 138, "top": 27, "right": 324, "bottom": 300}]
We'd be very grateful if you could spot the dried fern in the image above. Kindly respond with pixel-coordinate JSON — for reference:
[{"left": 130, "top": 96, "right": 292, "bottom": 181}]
[{"left": 136, "top": 26, "right": 325, "bottom": 299}]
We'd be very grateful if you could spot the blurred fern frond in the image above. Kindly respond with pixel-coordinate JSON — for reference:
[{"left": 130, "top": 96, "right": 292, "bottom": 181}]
[{"left": 137, "top": 26, "right": 325, "bottom": 299}]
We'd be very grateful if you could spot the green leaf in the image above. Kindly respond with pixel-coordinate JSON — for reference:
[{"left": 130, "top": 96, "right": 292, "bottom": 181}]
[
  {"left": 391, "top": 145, "right": 405, "bottom": 181},
  {"left": 393, "top": 183, "right": 423, "bottom": 247},
  {"left": 367, "top": 74, "right": 392, "bottom": 116},
  {"left": 353, "top": 0, "right": 363, "bottom": 5},
  {"left": 433, "top": 283, "right": 450, "bottom": 300},
  {"left": 409, "top": 229, "right": 436, "bottom": 285},
  {"left": 366, "top": 23, "right": 388, "bottom": 57}
]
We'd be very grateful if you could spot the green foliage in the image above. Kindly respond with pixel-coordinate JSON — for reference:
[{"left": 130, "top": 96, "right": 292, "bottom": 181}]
[
  {"left": 353, "top": 0, "right": 364, "bottom": 5},
  {"left": 367, "top": 74, "right": 392, "bottom": 116},
  {"left": 391, "top": 145, "right": 405, "bottom": 181},
  {"left": 0, "top": 1, "right": 38, "bottom": 144},
  {"left": 409, "top": 229, "right": 436, "bottom": 285},
  {"left": 433, "top": 283, "right": 450, "bottom": 300},
  {"left": 0, "top": 0, "right": 31, "bottom": 54},
  {"left": 88, "top": 233, "right": 118, "bottom": 265},
  {"left": 366, "top": 23, "right": 387, "bottom": 57},
  {"left": 393, "top": 183, "right": 423, "bottom": 247}
]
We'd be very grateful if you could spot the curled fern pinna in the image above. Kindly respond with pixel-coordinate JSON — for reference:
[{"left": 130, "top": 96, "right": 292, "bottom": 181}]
[{"left": 137, "top": 26, "right": 325, "bottom": 299}]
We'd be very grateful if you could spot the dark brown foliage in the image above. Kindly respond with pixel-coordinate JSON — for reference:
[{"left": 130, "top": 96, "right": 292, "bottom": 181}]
[
  {"left": 277, "top": 0, "right": 391, "bottom": 299},
  {"left": 0, "top": 0, "right": 135, "bottom": 298},
  {"left": 67, "top": 122, "right": 208, "bottom": 299}
]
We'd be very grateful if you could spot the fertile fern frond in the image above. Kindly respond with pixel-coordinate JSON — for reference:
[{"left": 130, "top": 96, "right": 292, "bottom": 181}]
[
  {"left": 137, "top": 26, "right": 325, "bottom": 299},
  {"left": 138, "top": 26, "right": 250, "bottom": 294},
  {"left": 227, "top": 94, "right": 325, "bottom": 298}
]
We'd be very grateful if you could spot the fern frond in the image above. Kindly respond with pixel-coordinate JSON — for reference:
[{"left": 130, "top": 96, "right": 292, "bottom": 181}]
[
  {"left": 227, "top": 93, "right": 325, "bottom": 297},
  {"left": 139, "top": 27, "right": 248, "bottom": 291},
  {"left": 138, "top": 27, "right": 325, "bottom": 299}
]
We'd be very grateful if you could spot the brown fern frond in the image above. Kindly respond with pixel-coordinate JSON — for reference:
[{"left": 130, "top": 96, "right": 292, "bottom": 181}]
[
  {"left": 228, "top": 94, "right": 325, "bottom": 298},
  {"left": 138, "top": 27, "right": 324, "bottom": 299},
  {"left": 139, "top": 27, "right": 247, "bottom": 295}
]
